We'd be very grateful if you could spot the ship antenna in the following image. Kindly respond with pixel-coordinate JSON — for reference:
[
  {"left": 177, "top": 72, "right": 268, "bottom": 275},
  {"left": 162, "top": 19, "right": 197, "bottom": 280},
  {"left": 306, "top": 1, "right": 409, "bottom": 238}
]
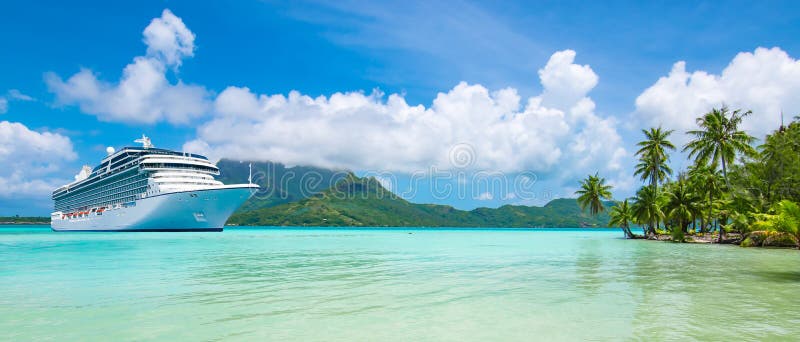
[
  {"left": 248, "top": 162, "right": 253, "bottom": 184},
  {"left": 134, "top": 134, "right": 153, "bottom": 149}
]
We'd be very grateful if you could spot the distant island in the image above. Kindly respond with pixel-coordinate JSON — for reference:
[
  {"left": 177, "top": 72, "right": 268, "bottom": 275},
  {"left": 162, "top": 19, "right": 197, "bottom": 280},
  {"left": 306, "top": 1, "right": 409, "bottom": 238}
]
[{"left": 0, "top": 216, "right": 50, "bottom": 225}]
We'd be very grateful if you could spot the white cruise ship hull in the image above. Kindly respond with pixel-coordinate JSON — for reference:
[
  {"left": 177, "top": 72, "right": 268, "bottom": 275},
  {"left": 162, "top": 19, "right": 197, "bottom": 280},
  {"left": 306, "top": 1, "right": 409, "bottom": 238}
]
[{"left": 51, "top": 185, "right": 257, "bottom": 232}]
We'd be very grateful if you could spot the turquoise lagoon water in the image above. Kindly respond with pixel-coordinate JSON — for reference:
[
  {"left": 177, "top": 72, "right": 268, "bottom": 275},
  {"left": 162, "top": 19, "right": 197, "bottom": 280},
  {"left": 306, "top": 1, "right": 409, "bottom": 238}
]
[{"left": 1, "top": 226, "right": 799, "bottom": 341}]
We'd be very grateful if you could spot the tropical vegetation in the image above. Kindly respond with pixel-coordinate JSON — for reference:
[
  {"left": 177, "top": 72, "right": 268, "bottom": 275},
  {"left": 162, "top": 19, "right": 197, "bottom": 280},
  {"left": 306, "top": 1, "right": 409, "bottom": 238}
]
[{"left": 596, "top": 106, "right": 800, "bottom": 248}]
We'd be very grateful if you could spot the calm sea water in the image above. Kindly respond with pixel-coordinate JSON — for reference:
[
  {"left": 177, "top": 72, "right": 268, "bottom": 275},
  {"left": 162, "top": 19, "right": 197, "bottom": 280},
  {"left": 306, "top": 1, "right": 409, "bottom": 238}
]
[{"left": 1, "top": 226, "right": 798, "bottom": 341}]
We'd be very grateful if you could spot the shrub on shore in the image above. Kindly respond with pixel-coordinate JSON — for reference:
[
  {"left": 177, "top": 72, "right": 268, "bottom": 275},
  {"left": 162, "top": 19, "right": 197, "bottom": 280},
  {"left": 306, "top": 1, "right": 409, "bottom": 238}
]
[
  {"left": 741, "top": 230, "right": 798, "bottom": 248},
  {"left": 764, "top": 232, "right": 798, "bottom": 247},
  {"left": 670, "top": 228, "right": 685, "bottom": 243}
]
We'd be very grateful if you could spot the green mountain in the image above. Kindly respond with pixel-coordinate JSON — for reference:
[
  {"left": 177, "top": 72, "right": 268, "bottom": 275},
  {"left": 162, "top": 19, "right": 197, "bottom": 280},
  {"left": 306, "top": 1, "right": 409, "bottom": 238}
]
[
  {"left": 227, "top": 175, "right": 615, "bottom": 227},
  {"left": 216, "top": 160, "right": 347, "bottom": 212}
]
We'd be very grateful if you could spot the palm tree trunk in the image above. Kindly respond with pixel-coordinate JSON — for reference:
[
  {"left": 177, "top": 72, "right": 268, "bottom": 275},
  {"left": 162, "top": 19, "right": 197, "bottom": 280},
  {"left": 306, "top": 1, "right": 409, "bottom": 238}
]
[
  {"left": 707, "top": 192, "right": 713, "bottom": 234},
  {"left": 721, "top": 155, "right": 730, "bottom": 189},
  {"left": 652, "top": 179, "right": 660, "bottom": 233},
  {"left": 622, "top": 224, "right": 633, "bottom": 239},
  {"left": 700, "top": 216, "right": 705, "bottom": 233},
  {"left": 719, "top": 156, "right": 728, "bottom": 243}
]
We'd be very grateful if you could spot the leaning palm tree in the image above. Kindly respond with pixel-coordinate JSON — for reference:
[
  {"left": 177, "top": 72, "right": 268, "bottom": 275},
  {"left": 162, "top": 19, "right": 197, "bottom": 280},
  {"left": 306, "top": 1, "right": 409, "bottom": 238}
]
[
  {"left": 683, "top": 107, "right": 757, "bottom": 188},
  {"left": 634, "top": 127, "right": 675, "bottom": 193},
  {"left": 576, "top": 173, "right": 613, "bottom": 216},
  {"left": 632, "top": 185, "right": 664, "bottom": 238},
  {"left": 609, "top": 199, "right": 635, "bottom": 239}
]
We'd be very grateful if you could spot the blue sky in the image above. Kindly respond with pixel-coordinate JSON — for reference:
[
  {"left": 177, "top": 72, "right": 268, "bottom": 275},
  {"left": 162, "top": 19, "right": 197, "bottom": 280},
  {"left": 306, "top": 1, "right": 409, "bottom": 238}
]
[{"left": 2, "top": 0, "right": 800, "bottom": 215}]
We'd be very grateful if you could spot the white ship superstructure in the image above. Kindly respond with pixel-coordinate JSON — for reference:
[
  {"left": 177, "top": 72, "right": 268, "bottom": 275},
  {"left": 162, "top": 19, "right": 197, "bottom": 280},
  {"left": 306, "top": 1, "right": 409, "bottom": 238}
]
[{"left": 51, "top": 135, "right": 258, "bottom": 231}]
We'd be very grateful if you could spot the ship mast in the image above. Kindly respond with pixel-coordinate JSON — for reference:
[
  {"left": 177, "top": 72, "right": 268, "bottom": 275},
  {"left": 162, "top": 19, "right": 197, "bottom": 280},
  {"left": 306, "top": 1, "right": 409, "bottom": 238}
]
[{"left": 134, "top": 134, "right": 154, "bottom": 149}]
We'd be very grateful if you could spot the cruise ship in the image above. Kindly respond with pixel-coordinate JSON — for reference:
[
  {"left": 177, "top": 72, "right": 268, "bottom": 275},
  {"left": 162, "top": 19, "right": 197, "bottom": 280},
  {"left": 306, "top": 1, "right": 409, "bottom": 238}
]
[{"left": 50, "top": 135, "right": 258, "bottom": 231}]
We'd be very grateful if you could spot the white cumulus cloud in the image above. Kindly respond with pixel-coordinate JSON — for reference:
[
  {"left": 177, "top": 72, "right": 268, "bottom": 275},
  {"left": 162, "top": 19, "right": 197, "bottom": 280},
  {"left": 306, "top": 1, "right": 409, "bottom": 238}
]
[
  {"left": 635, "top": 47, "right": 800, "bottom": 143},
  {"left": 45, "top": 9, "right": 209, "bottom": 124},
  {"left": 143, "top": 9, "right": 195, "bottom": 67},
  {"left": 539, "top": 50, "right": 599, "bottom": 109},
  {"left": 185, "top": 50, "right": 628, "bottom": 189},
  {"left": 0, "top": 121, "right": 77, "bottom": 199}
]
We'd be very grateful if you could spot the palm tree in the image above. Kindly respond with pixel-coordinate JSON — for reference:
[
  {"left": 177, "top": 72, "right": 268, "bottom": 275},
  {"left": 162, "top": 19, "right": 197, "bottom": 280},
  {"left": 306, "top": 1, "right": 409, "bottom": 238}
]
[
  {"left": 576, "top": 173, "right": 613, "bottom": 216},
  {"left": 758, "top": 129, "right": 799, "bottom": 203},
  {"left": 688, "top": 165, "right": 723, "bottom": 232},
  {"left": 683, "top": 107, "right": 757, "bottom": 188},
  {"left": 664, "top": 176, "right": 701, "bottom": 233},
  {"left": 631, "top": 185, "right": 664, "bottom": 238},
  {"left": 634, "top": 127, "right": 675, "bottom": 193},
  {"left": 759, "top": 130, "right": 790, "bottom": 162},
  {"left": 609, "top": 199, "right": 636, "bottom": 239}
]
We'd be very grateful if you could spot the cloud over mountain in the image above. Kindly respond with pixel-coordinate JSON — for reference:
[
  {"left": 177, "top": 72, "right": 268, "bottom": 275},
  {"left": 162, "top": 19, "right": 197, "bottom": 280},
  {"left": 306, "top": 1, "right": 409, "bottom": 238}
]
[{"left": 185, "top": 49, "right": 628, "bottom": 189}]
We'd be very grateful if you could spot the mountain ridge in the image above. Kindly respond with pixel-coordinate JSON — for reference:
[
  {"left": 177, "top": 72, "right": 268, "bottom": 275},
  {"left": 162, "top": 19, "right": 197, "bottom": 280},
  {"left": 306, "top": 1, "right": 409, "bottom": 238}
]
[
  {"left": 216, "top": 159, "right": 349, "bottom": 212},
  {"left": 226, "top": 174, "right": 615, "bottom": 227}
]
